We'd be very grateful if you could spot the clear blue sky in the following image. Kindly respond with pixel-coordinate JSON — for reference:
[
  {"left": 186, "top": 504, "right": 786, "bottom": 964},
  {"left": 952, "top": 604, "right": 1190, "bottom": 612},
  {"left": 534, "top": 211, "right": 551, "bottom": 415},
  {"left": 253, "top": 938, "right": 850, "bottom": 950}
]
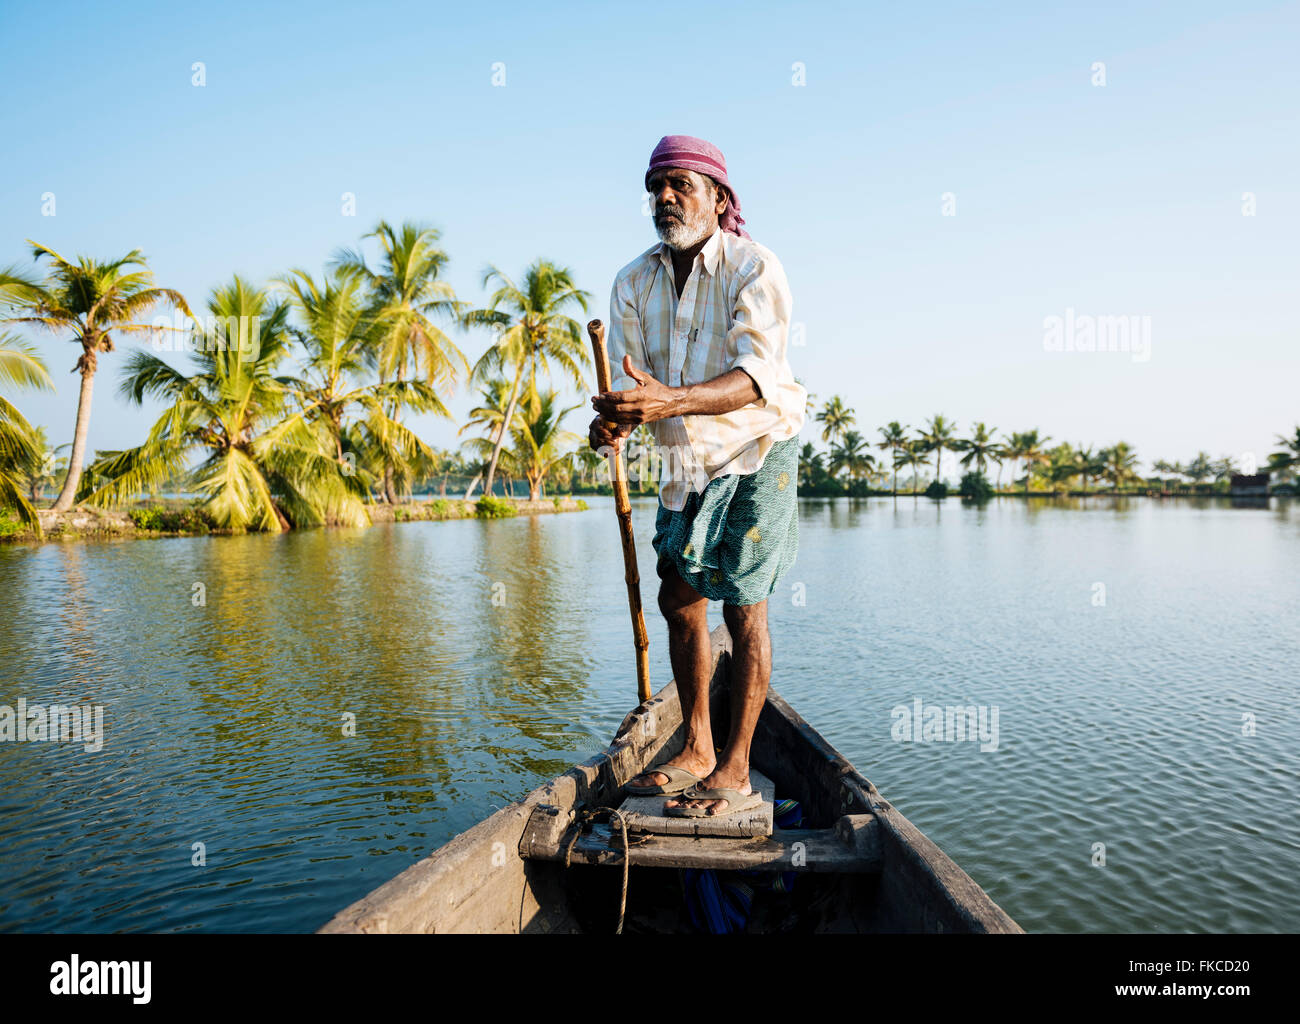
[{"left": 2, "top": 0, "right": 1297, "bottom": 477}]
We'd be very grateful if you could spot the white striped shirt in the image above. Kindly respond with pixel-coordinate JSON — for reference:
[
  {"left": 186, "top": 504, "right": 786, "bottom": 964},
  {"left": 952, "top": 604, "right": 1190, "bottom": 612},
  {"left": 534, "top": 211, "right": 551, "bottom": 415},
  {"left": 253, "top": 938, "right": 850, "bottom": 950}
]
[{"left": 607, "top": 227, "right": 807, "bottom": 510}]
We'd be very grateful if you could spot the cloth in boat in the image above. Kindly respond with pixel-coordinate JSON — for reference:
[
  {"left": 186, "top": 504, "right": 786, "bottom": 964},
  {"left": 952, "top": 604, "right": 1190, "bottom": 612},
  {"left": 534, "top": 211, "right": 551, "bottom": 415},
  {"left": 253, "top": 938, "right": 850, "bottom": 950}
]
[
  {"left": 684, "top": 799, "right": 803, "bottom": 933},
  {"left": 651, "top": 434, "right": 799, "bottom": 606},
  {"left": 645, "top": 134, "right": 750, "bottom": 239}
]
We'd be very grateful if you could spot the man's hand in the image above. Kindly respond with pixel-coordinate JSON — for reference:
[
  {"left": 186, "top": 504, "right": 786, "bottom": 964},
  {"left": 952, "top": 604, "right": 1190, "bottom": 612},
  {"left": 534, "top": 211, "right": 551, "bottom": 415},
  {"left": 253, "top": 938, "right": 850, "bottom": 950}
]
[
  {"left": 588, "top": 414, "right": 632, "bottom": 454},
  {"left": 590, "top": 355, "right": 682, "bottom": 426}
]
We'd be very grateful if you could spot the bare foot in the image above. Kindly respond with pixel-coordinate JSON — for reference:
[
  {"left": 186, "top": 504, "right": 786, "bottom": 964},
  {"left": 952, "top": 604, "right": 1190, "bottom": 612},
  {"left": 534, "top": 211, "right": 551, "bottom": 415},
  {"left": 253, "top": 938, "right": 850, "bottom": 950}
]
[
  {"left": 627, "top": 748, "right": 715, "bottom": 791},
  {"left": 664, "top": 763, "right": 751, "bottom": 815}
]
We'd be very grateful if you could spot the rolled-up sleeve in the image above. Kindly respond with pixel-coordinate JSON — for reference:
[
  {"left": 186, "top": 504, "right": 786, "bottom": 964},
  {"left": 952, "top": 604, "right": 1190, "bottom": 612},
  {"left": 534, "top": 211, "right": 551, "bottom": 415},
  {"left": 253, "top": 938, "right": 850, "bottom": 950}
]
[
  {"left": 726, "top": 255, "right": 791, "bottom": 409},
  {"left": 607, "top": 276, "right": 647, "bottom": 394}
]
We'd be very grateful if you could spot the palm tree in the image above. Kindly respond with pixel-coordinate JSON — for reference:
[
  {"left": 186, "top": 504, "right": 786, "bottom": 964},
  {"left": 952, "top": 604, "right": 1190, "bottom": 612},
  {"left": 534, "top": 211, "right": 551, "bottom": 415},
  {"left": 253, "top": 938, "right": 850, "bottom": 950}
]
[
  {"left": 796, "top": 377, "right": 815, "bottom": 419},
  {"left": 458, "top": 453, "right": 490, "bottom": 502},
  {"left": 552, "top": 452, "right": 575, "bottom": 493},
  {"left": 1001, "top": 433, "right": 1024, "bottom": 489},
  {"left": 461, "top": 260, "right": 591, "bottom": 499},
  {"left": 80, "top": 277, "right": 351, "bottom": 530},
  {"left": 331, "top": 220, "right": 468, "bottom": 503},
  {"left": 1182, "top": 451, "right": 1213, "bottom": 487},
  {"left": 423, "top": 447, "right": 455, "bottom": 495},
  {"left": 918, "top": 414, "right": 958, "bottom": 488},
  {"left": 1210, "top": 456, "right": 1237, "bottom": 483},
  {"left": 1041, "top": 443, "right": 1078, "bottom": 492},
  {"left": 574, "top": 445, "right": 604, "bottom": 489},
  {"left": 1271, "top": 428, "right": 1300, "bottom": 469},
  {"left": 1099, "top": 442, "right": 1140, "bottom": 491},
  {"left": 877, "top": 421, "right": 910, "bottom": 496},
  {"left": 1070, "top": 444, "right": 1103, "bottom": 493},
  {"left": 508, "top": 383, "right": 583, "bottom": 500},
  {"left": 459, "top": 374, "right": 516, "bottom": 498},
  {"left": 957, "top": 421, "right": 1000, "bottom": 477},
  {"left": 815, "top": 395, "right": 854, "bottom": 447},
  {"left": 828, "top": 429, "right": 876, "bottom": 488},
  {"left": 1, "top": 243, "right": 192, "bottom": 511},
  {"left": 895, "top": 439, "right": 926, "bottom": 496},
  {"left": 1004, "top": 429, "right": 1051, "bottom": 494},
  {"left": 798, "top": 441, "right": 825, "bottom": 489},
  {"left": 1151, "top": 459, "right": 1182, "bottom": 489},
  {"left": 277, "top": 266, "right": 449, "bottom": 520},
  {"left": 1267, "top": 428, "right": 1300, "bottom": 483},
  {"left": 991, "top": 443, "right": 1009, "bottom": 491},
  {"left": 22, "top": 426, "right": 68, "bottom": 502},
  {"left": 0, "top": 332, "right": 53, "bottom": 531}
]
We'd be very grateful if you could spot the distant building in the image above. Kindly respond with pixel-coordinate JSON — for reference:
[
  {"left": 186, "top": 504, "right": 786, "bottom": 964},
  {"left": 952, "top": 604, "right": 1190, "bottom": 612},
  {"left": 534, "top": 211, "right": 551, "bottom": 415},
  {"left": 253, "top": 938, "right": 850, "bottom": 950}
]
[{"left": 1229, "top": 473, "right": 1270, "bottom": 497}]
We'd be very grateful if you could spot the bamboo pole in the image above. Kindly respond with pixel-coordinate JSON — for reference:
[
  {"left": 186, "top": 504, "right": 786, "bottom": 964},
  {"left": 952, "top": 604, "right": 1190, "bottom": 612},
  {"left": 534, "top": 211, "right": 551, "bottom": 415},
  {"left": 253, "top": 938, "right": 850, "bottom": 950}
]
[{"left": 587, "top": 318, "right": 651, "bottom": 702}]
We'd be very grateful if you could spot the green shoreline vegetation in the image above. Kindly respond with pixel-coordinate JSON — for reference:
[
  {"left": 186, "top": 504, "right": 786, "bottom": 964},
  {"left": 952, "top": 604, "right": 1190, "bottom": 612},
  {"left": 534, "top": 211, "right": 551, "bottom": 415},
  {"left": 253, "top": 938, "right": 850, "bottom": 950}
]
[
  {"left": 2, "top": 228, "right": 1297, "bottom": 544},
  {"left": 0, "top": 493, "right": 588, "bottom": 543},
  {"left": 788, "top": 413, "right": 1300, "bottom": 501}
]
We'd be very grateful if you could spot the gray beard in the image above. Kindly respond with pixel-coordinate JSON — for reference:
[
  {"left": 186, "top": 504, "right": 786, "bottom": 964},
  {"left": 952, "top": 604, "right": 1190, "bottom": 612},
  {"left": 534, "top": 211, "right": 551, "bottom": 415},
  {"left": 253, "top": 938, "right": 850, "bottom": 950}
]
[{"left": 655, "top": 211, "right": 713, "bottom": 250}]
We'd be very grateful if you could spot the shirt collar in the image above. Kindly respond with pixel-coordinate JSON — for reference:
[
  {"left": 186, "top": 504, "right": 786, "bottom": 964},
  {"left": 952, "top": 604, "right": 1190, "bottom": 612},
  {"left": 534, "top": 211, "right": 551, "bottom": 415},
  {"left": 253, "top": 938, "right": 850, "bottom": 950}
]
[{"left": 655, "top": 226, "right": 724, "bottom": 277}]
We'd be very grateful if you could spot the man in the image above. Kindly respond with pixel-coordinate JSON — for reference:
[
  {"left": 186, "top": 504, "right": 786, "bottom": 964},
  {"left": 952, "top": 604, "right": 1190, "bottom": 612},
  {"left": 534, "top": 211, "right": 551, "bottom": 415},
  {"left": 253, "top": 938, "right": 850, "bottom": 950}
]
[{"left": 589, "top": 134, "right": 807, "bottom": 816}]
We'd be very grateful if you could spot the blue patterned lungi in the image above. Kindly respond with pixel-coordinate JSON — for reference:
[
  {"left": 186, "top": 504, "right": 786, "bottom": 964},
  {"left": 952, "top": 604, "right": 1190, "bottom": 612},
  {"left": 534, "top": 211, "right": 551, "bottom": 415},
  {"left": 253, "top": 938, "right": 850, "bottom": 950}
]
[{"left": 651, "top": 435, "right": 800, "bottom": 606}]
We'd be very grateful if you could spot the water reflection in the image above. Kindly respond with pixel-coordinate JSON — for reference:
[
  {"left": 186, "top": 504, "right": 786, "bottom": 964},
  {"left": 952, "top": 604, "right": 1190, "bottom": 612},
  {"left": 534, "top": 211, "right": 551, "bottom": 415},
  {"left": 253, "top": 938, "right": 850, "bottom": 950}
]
[{"left": 0, "top": 496, "right": 1297, "bottom": 932}]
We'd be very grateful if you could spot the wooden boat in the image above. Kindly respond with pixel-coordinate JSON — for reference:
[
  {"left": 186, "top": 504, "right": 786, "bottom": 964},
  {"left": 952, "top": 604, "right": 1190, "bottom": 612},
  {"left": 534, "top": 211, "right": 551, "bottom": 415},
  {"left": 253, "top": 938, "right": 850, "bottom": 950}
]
[{"left": 319, "top": 623, "right": 1022, "bottom": 934}]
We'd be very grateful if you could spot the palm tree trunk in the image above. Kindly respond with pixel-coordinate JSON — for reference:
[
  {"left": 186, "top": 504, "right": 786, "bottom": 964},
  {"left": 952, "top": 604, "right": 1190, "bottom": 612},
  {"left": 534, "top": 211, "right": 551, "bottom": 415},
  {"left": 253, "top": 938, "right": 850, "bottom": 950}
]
[
  {"left": 52, "top": 361, "right": 95, "bottom": 512},
  {"left": 383, "top": 372, "right": 403, "bottom": 505},
  {"left": 464, "top": 471, "right": 482, "bottom": 500},
  {"left": 484, "top": 366, "right": 525, "bottom": 497}
]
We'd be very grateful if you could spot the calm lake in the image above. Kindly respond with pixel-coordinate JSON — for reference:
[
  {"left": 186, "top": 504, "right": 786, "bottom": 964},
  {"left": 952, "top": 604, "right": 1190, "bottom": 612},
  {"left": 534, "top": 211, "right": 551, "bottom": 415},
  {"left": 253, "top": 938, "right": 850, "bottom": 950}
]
[{"left": 1, "top": 496, "right": 1297, "bottom": 933}]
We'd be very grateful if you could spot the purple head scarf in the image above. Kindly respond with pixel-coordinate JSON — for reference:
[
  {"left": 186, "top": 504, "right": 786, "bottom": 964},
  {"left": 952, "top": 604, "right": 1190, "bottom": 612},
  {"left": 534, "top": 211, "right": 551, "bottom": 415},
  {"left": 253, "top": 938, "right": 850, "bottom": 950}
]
[{"left": 644, "top": 134, "right": 750, "bottom": 239}]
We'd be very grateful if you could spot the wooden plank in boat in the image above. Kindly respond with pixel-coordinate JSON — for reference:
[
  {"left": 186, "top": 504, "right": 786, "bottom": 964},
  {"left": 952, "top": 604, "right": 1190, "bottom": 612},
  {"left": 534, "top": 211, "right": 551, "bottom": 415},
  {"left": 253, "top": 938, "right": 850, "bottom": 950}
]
[
  {"left": 540, "top": 814, "right": 882, "bottom": 872},
  {"left": 616, "top": 767, "right": 774, "bottom": 838}
]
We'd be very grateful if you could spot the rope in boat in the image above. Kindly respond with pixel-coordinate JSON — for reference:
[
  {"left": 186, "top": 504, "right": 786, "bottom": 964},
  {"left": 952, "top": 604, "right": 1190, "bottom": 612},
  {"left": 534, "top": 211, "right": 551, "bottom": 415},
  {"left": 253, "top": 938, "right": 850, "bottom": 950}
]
[{"left": 562, "top": 806, "right": 631, "bottom": 934}]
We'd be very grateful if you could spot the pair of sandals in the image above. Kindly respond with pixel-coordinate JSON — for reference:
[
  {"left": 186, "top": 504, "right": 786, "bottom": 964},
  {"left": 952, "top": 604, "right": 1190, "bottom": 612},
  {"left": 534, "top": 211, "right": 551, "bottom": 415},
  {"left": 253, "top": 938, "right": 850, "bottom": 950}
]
[{"left": 624, "top": 764, "right": 762, "bottom": 817}]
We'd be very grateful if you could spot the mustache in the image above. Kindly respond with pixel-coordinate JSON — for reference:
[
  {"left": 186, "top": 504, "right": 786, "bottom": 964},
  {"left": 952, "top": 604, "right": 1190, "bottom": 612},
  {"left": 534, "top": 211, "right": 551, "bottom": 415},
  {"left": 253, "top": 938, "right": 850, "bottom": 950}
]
[{"left": 655, "top": 206, "right": 683, "bottom": 220}]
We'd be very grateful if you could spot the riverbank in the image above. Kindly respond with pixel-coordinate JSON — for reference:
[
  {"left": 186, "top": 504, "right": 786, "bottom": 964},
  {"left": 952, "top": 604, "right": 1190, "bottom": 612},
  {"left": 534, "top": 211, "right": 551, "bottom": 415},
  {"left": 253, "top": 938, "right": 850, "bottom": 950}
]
[{"left": 0, "top": 495, "right": 590, "bottom": 544}]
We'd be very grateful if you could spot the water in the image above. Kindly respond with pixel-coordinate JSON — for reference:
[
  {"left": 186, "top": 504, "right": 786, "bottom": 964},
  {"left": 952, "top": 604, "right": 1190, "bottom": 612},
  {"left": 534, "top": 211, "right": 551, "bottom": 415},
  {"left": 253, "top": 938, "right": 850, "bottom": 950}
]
[{"left": 1, "top": 496, "right": 1297, "bottom": 932}]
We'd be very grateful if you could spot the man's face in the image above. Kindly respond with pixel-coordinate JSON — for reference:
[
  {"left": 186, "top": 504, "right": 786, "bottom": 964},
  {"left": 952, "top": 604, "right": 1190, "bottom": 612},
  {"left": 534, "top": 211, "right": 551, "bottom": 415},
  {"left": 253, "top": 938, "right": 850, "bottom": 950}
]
[{"left": 649, "top": 167, "right": 725, "bottom": 250}]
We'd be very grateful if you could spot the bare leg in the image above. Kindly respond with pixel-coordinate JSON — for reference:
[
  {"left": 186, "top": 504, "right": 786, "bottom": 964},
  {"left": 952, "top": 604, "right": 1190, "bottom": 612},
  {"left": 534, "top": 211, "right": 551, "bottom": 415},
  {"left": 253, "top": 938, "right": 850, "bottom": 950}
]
[
  {"left": 626, "top": 563, "right": 717, "bottom": 789},
  {"left": 666, "top": 598, "right": 770, "bottom": 814}
]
